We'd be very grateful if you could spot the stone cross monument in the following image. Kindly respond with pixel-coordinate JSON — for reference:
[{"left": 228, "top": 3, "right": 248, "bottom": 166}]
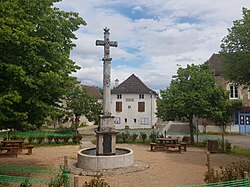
[{"left": 95, "top": 27, "right": 118, "bottom": 155}]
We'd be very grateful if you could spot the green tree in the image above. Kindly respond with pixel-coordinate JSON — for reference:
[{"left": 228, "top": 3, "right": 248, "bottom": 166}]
[
  {"left": 157, "top": 63, "right": 228, "bottom": 144},
  {"left": 220, "top": 8, "right": 250, "bottom": 85},
  {"left": 0, "top": 0, "right": 86, "bottom": 130},
  {"left": 208, "top": 87, "right": 242, "bottom": 152},
  {"left": 66, "top": 86, "right": 102, "bottom": 131}
]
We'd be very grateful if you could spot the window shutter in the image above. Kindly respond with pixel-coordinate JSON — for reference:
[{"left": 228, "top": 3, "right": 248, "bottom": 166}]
[
  {"left": 116, "top": 102, "right": 122, "bottom": 112},
  {"left": 138, "top": 102, "right": 145, "bottom": 112}
]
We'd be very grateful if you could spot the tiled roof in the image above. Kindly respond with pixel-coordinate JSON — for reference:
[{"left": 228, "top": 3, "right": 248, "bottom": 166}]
[
  {"left": 111, "top": 74, "right": 157, "bottom": 96},
  {"left": 81, "top": 85, "right": 103, "bottom": 99},
  {"left": 208, "top": 53, "right": 223, "bottom": 76}
]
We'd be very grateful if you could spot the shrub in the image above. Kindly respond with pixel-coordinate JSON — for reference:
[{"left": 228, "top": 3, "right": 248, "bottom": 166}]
[
  {"left": 28, "top": 137, "right": 35, "bottom": 143},
  {"left": 129, "top": 133, "right": 138, "bottom": 143},
  {"left": 36, "top": 136, "right": 45, "bottom": 144},
  {"left": 139, "top": 132, "right": 147, "bottom": 143},
  {"left": 62, "top": 136, "right": 71, "bottom": 143},
  {"left": 47, "top": 135, "right": 54, "bottom": 143},
  {"left": 120, "top": 131, "right": 130, "bottom": 143},
  {"left": 83, "top": 175, "right": 110, "bottom": 187},
  {"left": 54, "top": 136, "right": 61, "bottom": 144},
  {"left": 149, "top": 131, "right": 158, "bottom": 143},
  {"left": 72, "top": 134, "right": 82, "bottom": 143},
  {"left": 20, "top": 176, "right": 32, "bottom": 187},
  {"left": 225, "top": 140, "right": 232, "bottom": 152},
  {"left": 116, "top": 133, "right": 122, "bottom": 143},
  {"left": 204, "top": 160, "right": 250, "bottom": 183}
]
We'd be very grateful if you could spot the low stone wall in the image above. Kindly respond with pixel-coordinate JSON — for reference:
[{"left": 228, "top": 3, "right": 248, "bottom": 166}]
[
  {"left": 77, "top": 147, "right": 134, "bottom": 170},
  {"left": 198, "top": 125, "right": 239, "bottom": 134}
]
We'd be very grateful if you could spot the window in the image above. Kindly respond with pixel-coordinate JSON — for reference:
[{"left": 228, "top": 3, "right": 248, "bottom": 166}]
[
  {"left": 134, "top": 119, "right": 137, "bottom": 123},
  {"left": 229, "top": 84, "right": 238, "bottom": 99},
  {"left": 117, "top": 94, "right": 122, "bottom": 99},
  {"left": 139, "top": 94, "right": 144, "bottom": 99},
  {"left": 140, "top": 117, "right": 149, "bottom": 125},
  {"left": 125, "top": 118, "right": 127, "bottom": 123},
  {"left": 128, "top": 106, "right": 131, "bottom": 109},
  {"left": 138, "top": 102, "right": 145, "bottom": 112},
  {"left": 114, "top": 117, "right": 120, "bottom": 124},
  {"left": 116, "top": 102, "right": 122, "bottom": 112}
]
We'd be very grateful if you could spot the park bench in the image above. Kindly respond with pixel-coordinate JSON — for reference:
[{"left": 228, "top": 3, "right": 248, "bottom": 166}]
[
  {"left": 0, "top": 146, "right": 18, "bottom": 157},
  {"left": 0, "top": 145, "right": 34, "bottom": 156},
  {"left": 22, "top": 145, "right": 35, "bottom": 155},
  {"left": 165, "top": 144, "right": 181, "bottom": 153},
  {"left": 180, "top": 142, "right": 187, "bottom": 151},
  {"left": 150, "top": 142, "right": 165, "bottom": 151}
]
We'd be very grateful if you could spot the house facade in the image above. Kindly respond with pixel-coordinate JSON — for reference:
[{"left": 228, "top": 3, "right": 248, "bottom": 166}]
[
  {"left": 111, "top": 74, "right": 158, "bottom": 129},
  {"left": 208, "top": 53, "right": 250, "bottom": 134}
]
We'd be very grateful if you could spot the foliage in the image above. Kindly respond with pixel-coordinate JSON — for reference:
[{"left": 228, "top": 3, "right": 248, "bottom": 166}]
[
  {"left": 72, "top": 134, "right": 82, "bottom": 143},
  {"left": 119, "top": 131, "right": 130, "bottom": 143},
  {"left": 20, "top": 176, "right": 32, "bottom": 187},
  {"left": 83, "top": 175, "right": 110, "bottom": 187},
  {"left": 36, "top": 136, "right": 45, "bottom": 144},
  {"left": 47, "top": 135, "right": 54, "bottom": 143},
  {"left": 148, "top": 131, "right": 158, "bottom": 143},
  {"left": 65, "top": 86, "right": 102, "bottom": 129},
  {"left": 48, "top": 169, "right": 64, "bottom": 187},
  {"left": 139, "top": 132, "right": 148, "bottom": 143},
  {"left": 157, "top": 63, "right": 230, "bottom": 144},
  {"left": 220, "top": 8, "right": 250, "bottom": 85},
  {"left": 0, "top": 0, "right": 86, "bottom": 130},
  {"left": 204, "top": 160, "right": 250, "bottom": 183},
  {"left": 129, "top": 133, "right": 138, "bottom": 143},
  {"left": 231, "top": 146, "right": 250, "bottom": 158}
]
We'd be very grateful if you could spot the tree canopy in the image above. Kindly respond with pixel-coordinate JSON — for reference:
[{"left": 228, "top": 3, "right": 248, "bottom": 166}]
[
  {"left": 157, "top": 63, "right": 236, "bottom": 144},
  {"left": 0, "top": 0, "right": 86, "bottom": 130},
  {"left": 65, "top": 85, "right": 102, "bottom": 127},
  {"left": 220, "top": 7, "right": 250, "bottom": 85}
]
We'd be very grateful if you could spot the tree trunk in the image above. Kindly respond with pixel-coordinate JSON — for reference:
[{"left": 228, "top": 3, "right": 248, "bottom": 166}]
[
  {"left": 189, "top": 115, "right": 195, "bottom": 144},
  {"left": 221, "top": 125, "right": 225, "bottom": 152},
  {"left": 75, "top": 115, "right": 80, "bottom": 133}
]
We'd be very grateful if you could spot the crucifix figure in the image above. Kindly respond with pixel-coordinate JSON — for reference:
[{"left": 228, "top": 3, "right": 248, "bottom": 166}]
[{"left": 96, "top": 27, "right": 118, "bottom": 117}]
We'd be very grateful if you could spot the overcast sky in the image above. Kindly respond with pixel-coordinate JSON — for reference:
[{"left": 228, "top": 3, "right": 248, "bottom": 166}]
[{"left": 56, "top": 0, "right": 250, "bottom": 93}]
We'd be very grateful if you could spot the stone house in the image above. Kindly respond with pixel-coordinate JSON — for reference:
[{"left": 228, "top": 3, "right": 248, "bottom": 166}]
[
  {"left": 111, "top": 74, "right": 158, "bottom": 129},
  {"left": 208, "top": 53, "right": 250, "bottom": 134}
]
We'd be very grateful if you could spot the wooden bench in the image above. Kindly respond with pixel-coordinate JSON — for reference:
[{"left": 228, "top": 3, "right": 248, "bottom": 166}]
[
  {"left": 0, "top": 147, "right": 19, "bottom": 157},
  {"left": 180, "top": 142, "right": 187, "bottom": 151},
  {"left": 0, "top": 145, "right": 34, "bottom": 155},
  {"left": 150, "top": 142, "right": 165, "bottom": 151},
  {"left": 165, "top": 144, "right": 181, "bottom": 153},
  {"left": 22, "top": 145, "right": 35, "bottom": 155}
]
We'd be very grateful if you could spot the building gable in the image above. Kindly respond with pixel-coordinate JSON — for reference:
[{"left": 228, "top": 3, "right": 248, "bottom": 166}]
[{"left": 111, "top": 74, "right": 157, "bottom": 96}]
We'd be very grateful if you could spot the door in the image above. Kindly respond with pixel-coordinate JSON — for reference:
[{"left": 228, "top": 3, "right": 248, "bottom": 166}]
[{"left": 239, "top": 111, "right": 250, "bottom": 134}]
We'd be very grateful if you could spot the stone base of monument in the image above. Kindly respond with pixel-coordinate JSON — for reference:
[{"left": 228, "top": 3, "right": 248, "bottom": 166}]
[{"left": 77, "top": 147, "right": 134, "bottom": 170}]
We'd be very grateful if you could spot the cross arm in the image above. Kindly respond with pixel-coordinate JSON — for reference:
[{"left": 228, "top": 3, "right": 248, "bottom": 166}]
[{"left": 96, "top": 40, "right": 105, "bottom": 46}]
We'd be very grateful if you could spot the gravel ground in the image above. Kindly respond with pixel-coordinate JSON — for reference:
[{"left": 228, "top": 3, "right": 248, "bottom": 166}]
[{"left": 0, "top": 142, "right": 249, "bottom": 187}]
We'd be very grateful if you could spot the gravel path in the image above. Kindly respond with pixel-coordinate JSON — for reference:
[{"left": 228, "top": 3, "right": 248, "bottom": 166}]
[{"left": 0, "top": 141, "right": 249, "bottom": 187}]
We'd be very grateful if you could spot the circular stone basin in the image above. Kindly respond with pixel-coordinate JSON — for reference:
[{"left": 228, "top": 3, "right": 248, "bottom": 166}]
[{"left": 77, "top": 147, "right": 134, "bottom": 171}]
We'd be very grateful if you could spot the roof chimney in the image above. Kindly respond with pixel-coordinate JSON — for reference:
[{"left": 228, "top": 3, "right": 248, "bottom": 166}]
[{"left": 115, "top": 79, "right": 119, "bottom": 87}]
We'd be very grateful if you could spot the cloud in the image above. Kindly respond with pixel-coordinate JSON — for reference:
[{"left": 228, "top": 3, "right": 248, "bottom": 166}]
[{"left": 56, "top": 0, "right": 250, "bottom": 91}]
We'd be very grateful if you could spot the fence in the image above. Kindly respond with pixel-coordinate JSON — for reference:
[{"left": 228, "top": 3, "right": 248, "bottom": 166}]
[{"left": 177, "top": 178, "right": 249, "bottom": 187}]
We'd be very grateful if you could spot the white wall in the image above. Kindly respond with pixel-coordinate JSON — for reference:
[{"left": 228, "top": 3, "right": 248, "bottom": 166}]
[
  {"left": 111, "top": 93, "right": 157, "bottom": 129},
  {"left": 198, "top": 125, "right": 239, "bottom": 134}
]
